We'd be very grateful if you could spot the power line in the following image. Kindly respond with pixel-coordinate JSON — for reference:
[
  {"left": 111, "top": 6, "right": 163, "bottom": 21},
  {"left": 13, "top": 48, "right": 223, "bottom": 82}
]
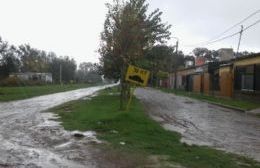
[
  {"left": 205, "top": 31, "right": 240, "bottom": 45},
  {"left": 184, "top": 18, "right": 260, "bottom": 47},
  {"left": 184, "top": 9, "right": 260, "bottom": 47},
  {"left": 244, "top": 18, "right": 260, "bottom": 31},
  {"left": 210, "top": 19, "right": 260, "bottom": 45},
  {"left": 207, "top": 9, "right": 260, "bottom": 42},
  {"left": 236, "top": 19, "right": 260, "bottom": 54}
]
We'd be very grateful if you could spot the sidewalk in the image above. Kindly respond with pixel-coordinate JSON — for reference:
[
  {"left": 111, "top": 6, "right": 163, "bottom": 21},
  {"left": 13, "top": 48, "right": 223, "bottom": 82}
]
[
  {"left": 247, "top": 108, "right": 260, "bottom": 116},
  {"left": 159, "top": 88, "right": 260, "bottom": 113}
]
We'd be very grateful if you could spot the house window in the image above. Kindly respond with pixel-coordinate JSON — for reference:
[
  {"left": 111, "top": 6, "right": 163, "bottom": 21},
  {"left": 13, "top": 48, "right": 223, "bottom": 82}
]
[
  {"left": 241, "top": 65, "right": 254, "bottom": 91},
  {"left": 256, "top": 64, "right": 260, "bottom": 91},
  {"left": 182, "top": 76, "right": 186, "bottom": 86},
  {"left": 241, "top": 75, "right": 254, "bottom": 90}
]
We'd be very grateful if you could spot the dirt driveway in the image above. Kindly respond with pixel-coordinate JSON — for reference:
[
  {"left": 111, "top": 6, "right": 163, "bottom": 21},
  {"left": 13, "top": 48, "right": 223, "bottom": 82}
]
[
  {"left": 135, "top": 88, "right": 260, "bottom": 161},
  {"left": 0, "top": 84, "right": 116, "bottom": 168}
]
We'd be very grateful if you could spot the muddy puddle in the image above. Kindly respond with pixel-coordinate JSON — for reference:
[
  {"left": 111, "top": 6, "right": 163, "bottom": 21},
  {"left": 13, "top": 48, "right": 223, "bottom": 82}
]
[
  {"left": 0, "top": 84, "right": 117, "bottom": 168},
  {"left": 135, "top": 88, "right": 260, "bottom": 162}
]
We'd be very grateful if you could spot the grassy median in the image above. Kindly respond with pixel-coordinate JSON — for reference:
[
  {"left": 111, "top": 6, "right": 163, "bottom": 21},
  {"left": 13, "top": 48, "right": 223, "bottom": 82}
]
[
  {"left": 160, "top": 88, "right": 260, "bottom": 111},
  {"left": 0, "top": 84, "right": 92, "bottom": 101},
  {"left": 51, "top": 87, "right": 260, "bottom": 168}
]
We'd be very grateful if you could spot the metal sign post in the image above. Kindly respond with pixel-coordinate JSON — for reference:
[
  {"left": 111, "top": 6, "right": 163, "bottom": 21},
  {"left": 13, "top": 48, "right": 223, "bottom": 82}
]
[
  {"left": 126, "top": 84, "right": 136, "bottom": 111},
  {"left": 125, "top": 65, "right": 150, "bottom": 111}
]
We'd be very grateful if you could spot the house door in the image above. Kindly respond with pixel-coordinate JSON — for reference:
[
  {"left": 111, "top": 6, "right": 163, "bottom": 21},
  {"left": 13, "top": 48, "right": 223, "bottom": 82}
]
[{"left": 201, "top": 74, "right": 204, "bottom": 93}]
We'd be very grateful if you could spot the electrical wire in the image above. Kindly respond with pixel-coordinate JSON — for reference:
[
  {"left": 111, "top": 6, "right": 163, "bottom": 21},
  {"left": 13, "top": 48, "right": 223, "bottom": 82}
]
[
  {"left": 206, "top": 9, "right": 260, "bottom": 42},
  {"left": 244, "top": 18, "right": 260, "bottom": 31},
  {"left": 204, "top": 31, "right": 240, "bottom": 45},
  {"left": 206, "top": 19, "right": 260, "bottom": 45},
  {"left": 184, "top": 9, "right": 260, "bottom": 47}
]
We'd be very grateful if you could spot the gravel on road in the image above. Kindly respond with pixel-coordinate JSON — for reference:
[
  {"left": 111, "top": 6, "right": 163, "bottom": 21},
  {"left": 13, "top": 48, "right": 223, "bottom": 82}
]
[{"left": 135, "top": 88, "right": 260, "bottom": 162}]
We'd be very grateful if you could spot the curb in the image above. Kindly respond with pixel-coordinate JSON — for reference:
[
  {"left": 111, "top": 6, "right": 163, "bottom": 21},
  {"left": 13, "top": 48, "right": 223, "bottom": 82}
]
[
  {"left": 201, "top": 100, "right": 246, "bottom": 113},
  {"left": 196, "top": 100, "right": 260, "bottom": 117},
  {"left": 157, "top": 88, "right": 260, "bottom": 115}
]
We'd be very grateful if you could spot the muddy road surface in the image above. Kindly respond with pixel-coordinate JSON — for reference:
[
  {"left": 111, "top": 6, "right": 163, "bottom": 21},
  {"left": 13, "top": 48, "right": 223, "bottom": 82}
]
[
  {"left": 135, "top": 88, "right": 260, "bottom": 161},
  {"left": 0, "top": 84, "right": 116, "bottom": 168}
]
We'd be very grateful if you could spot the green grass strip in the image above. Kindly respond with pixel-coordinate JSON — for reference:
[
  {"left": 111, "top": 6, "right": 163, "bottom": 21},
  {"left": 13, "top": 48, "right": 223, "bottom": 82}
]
[
  {"left": 0, "top": 84, "right": 92, "bottom": 101},
  {"left": 51, "top": 88, "right": 260, "bottom": 168},
  {"left": 160, "top": 88, "right": 260, "bottom": 111}
]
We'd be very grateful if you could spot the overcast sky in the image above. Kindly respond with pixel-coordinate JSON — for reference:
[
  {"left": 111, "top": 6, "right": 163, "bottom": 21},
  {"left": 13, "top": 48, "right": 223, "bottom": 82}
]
[{"left": 0, "top": 0, "right": 259, "bottom": 64}]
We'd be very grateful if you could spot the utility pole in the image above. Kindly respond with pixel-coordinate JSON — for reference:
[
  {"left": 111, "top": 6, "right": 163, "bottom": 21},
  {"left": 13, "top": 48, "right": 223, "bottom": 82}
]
[
  {"left": 236, "top": 25, "right": 244, "bottom": 56},
  {"left": 174, "top": 40, "right": 179, "bottom": 89},
  {"left": 59, "top": 64, "right": 62, "bottom": 85},
  {"left": 175, "top": 40, "right": 179, "bottom": 54},
  {"left": 172, "top": 37, "right": 179, "bottom": 89}
]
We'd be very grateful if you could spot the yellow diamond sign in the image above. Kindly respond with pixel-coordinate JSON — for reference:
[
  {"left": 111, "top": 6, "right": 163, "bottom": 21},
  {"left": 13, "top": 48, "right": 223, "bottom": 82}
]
[{"left": 125, "top": 65, "right": 150, "bottom": 86}]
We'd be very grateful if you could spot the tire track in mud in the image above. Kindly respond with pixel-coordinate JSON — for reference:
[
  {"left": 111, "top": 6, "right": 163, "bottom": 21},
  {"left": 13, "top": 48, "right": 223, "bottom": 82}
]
[{"left": 135, "top": 88, "right": 260, "bottom": 162}]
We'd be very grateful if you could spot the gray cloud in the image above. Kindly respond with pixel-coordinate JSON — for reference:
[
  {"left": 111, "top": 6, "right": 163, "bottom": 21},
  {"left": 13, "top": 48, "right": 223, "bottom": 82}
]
[
  {"left": 0, "top": 0, "right": 259, "bottom": 64},
  {"left": 150, "top": 0, "right": 260, "bottom": 53}
]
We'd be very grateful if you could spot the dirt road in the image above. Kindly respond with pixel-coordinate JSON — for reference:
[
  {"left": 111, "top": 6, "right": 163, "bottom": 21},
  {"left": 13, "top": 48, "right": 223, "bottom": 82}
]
[
  {"left": 0, "top": 84, "right": 116, "bottom": 168},
  {"left": 135, "top": 88, "right": 260, "bottom": 161}
]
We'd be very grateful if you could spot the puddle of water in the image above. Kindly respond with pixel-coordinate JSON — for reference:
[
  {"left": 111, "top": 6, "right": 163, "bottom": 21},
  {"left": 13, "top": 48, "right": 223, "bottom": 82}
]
[
  {"left": 55, "top": 141, "right": 73, "bottom": 149},
  {"left": 0, "top": 84, "right": 118, "bottom": 167},
  {"left": 71, "top": 130, "right": 102, "bottom": 144},
  {"left": 81, "top": 97, "right": 92, "bottom": 101},
  {"left": 37, "top": 113, "right": 61, "bottom": 127}
]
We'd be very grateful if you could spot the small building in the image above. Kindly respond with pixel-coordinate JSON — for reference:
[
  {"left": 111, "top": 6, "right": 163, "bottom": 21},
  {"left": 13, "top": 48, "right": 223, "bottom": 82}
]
[
  {"left": 195, "top": 56, "right": 206, "bottom": 66},
  {"left": 175, "top": 66, "right": 196, "bottom": 91},
  {"left": 169, "top": 52, "right": 260, "bottom": 101},
  {"left": 9, "top": 72, "right": 53, "bottom": 83},
  {"left": 233, "top": 53, "right": 260, "bottom": 100},
  {"left": 173, "top": 62, "right": 221, "bottom": 94},
  {"left": 218, "top": 48, "right": 234, "bottom": 61}
]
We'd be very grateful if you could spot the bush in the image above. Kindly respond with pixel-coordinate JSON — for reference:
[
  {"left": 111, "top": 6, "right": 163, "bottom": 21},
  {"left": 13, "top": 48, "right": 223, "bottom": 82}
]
[
  {"left": 0, "top": 77, "right": 48, "bottom": 87},
  {"left": 0, "top": 77, "right": 21, "bottom": 86}
]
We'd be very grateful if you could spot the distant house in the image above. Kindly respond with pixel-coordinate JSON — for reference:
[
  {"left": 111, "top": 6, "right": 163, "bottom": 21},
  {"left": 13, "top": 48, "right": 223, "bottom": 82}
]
[{"left": 9, "top": 72, "right": 53, "bottom": 83}]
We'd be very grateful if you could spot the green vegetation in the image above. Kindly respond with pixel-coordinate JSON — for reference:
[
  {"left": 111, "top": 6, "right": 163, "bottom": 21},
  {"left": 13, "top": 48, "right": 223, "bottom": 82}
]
[
  {"left": 160, "top": 88, "right": 260, "bottom": 111},
  {"left": 0, "top": 84, "right": 92, "bottom": 101},
  {"left": 51, "top": 88, "right": 260, "bottom": 168},
  {"left": 99, "top": 0, "right": 172, "bottom": 109}
]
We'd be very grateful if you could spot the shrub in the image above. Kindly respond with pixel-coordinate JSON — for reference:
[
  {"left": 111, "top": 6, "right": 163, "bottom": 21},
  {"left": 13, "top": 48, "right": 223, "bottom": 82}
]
[
  {"left": 0, "top": 77, "right": 47, "bottom": 87},
  {"left": 0, "top": 76, "right": 22, "bottom": 86}
]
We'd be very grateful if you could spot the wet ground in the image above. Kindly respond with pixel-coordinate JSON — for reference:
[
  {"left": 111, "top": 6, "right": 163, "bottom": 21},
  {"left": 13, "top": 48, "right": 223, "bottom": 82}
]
[
  {"left": 0, "top": 84, "right": 116, "bottom": 168},
  {"left": 135, "top": 88, "right": 260, "bottom": 162}
]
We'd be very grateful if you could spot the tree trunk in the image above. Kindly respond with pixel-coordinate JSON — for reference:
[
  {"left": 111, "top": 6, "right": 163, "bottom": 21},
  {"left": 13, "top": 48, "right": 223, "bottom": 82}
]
[
  {"left": 119, "top": 64, "right": 127, "bottom": 110},
  {"left": 120, "top": 81, "right": 125, "bottom": 110}
]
